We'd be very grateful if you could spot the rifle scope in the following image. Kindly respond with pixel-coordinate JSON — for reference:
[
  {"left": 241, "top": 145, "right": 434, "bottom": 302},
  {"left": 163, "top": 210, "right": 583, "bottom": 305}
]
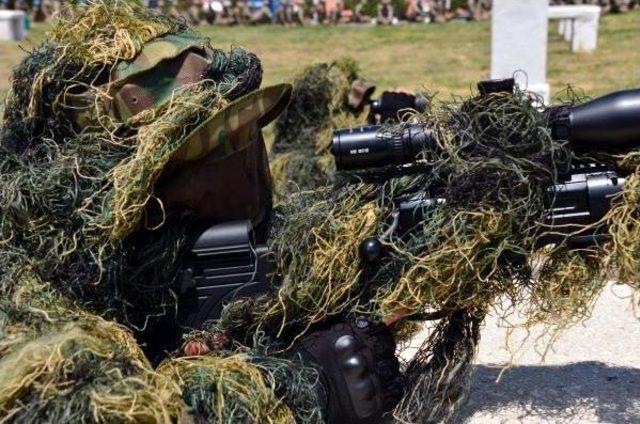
[
  {"left": 551, "top": 88, "right": 640, "bottom": 150},
  {"left": 331, "top": 124, "right": 434, "bottom": 171},
  {"left": 332, "top": 88, "right": 640, "bottom": 171}
]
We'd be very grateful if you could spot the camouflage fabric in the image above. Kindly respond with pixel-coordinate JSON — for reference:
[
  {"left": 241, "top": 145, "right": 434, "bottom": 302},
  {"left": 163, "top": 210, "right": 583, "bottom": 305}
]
[
  {"left": 171, "top": 83, "right": 293, "bottom": 164},
  {"left": 65, "top": 31, "right": 208, "bottom": 128},
  {"left": 111, "top": 50, "right": 211, "bottom": 119},
  {"left": 110, "top": 31, "right": 209, "bottom": 120},
  {"left": 111, "top": 31, "right": 206, "bottom": 82}
]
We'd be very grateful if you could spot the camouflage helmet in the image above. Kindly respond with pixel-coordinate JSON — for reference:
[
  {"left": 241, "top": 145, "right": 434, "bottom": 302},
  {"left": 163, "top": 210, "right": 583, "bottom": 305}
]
[
  {"left": 61, "top": 30, "right": 292, "bottom": 227},
  {"left": 64, "top": 30, "right": 292, "bottom": 167},
  {"left": 52, "top": 23, "right": 292, "bottom": 238}
]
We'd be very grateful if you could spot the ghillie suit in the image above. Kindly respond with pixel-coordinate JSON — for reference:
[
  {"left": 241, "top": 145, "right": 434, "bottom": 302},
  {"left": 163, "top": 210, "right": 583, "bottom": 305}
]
[
  {"left": 0, "top": 1, "right": 326, "bottom": 422},
  {"left": 2, "top": 4, "right": 638, "bottom": 424},
  {"left": 215, "top": 87, "right": 640, "bottom": 422},
  {"left": 269, "top": 59, "right": 367, "bottom": 201}
]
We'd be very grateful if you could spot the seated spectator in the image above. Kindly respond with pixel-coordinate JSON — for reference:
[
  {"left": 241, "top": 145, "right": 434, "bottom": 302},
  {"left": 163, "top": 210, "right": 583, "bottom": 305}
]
[
  {"left": 293, "top": 0, "right": 305, "bottom": 24},
  {"left": 31, "top": 0, "right": 45, "bottom": 22},
  {"left": 353, "top": 0, "right": 370, "bottom": 23},
  {"left": 468, "top": 0, "right": 490, "bottom": 21},
  {"left": 249, "top": 0, "right": 273, "bottom": 23},
  {"left": 340, "top": 7, "right": 353, "bottom": 23},
  {"left": 430, "top": 0, "right": 450, "bottom": 23},
  {"left": 276, "top": 0, "right": 304, "bottom": 25},
  {"left": 201, "top": 0, "right": 225, "bottom": 24},
  {"left": 310, "top": 0, "right": 323, "bottom": 24},
  {"left": 269, "top": 0, "right": 280, "bottom": 20},
  {"left": 233, "top": 0, "right": 252, "bottom": 24},
  {"left": 377, "top": 0, "right": 396, "bottom": 24},
  {"left": 35, "top": 0, "right": 61, "bottom": 21},
  {"left": 453, "top": 4, "right": 473, "bottom": 21},
  {"left": 324, "top": 0, "right": 342, "bottom": 23},
  {"left": 406, "top": 0, "right": 432, "bottom": 22},
  {"left": 176, "top": 0, "right": 202, "bottom": 25}
]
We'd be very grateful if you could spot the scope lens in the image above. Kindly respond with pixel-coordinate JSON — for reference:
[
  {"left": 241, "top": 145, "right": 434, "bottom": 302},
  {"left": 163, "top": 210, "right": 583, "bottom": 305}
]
[
  {"left": 550, "top": 88, "right": 640, "bottom": 151},
  {"left": 568, "top": 88, "right": 640, "bottom": 150},
  {"left": 331, "top": 124, "right": 432, "bottom": 171}
]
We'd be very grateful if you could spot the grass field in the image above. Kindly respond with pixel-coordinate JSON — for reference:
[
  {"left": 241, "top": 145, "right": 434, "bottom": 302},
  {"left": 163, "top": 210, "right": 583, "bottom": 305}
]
[{"left": 0, "top": 10, "right": 638, "bottom": 100}]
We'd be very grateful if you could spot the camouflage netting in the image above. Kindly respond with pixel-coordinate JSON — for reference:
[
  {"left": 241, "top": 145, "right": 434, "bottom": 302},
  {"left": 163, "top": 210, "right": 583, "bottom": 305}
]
[
  {"left": 217, "top": 88, "right": 640, "bottom": 422},
  {"left": 0, "top": 268, "right": 322, "bottom": 423},
  {"left": 159, "top": 345, "right": 325, "bottom": 424},
  {"left": 0, "top": 1, "right": 323, "bottom": 422},
  {"left": 0, "top": 270, "right": 182, "bottom": 422},
  {"left": 269, "top": 59, "right": 364, "bottom": 201}
]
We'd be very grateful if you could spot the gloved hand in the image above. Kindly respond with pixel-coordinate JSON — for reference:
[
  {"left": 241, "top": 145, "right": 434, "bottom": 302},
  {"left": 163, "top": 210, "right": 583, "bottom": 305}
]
[
  {"left": 296, "top": 316, "right": 403, "bottom": 424},
  {"left": 369, "top": 90, "right": 427, "bottom": 124}
]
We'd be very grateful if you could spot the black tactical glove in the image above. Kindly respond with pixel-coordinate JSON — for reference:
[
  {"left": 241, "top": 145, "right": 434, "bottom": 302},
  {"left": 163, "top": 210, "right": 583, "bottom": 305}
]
[
  {"left": 369, "top": 91, "right": 427, "bottom": 124},
  {"left": 296, "top": 317, "right": 403, "bottom": 424}
]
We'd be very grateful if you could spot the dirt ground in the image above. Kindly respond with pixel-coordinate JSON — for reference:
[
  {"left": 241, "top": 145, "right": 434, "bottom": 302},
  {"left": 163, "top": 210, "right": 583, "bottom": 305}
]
[{"left": 402, "top": 283, "right": 640, "bottom": 423}]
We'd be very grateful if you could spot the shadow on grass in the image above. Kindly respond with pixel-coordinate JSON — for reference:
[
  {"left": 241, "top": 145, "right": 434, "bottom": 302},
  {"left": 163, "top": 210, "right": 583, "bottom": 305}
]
[{"left": 457, "top": 362, "right": 640, "bottom": 423}]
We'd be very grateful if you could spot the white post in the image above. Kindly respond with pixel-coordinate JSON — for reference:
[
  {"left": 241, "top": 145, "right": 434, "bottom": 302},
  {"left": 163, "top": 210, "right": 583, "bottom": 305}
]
[
  {"left": 572, "top": 7, "right": 600, "bottom": 51},
  {"left": 0, "top": 11, "right": 27, "bottom": 41},
  {"left": 558, "top": 19, "right": 566, "bottom": 36},
  {"left": 491, "top": 0, "right": 550, "bottom": 104},
  {"left": 549, "top": 5, "right": 601, "bottom": 52},
  {"left": 563, "top": 19, "right": 573, "bottom": 42}
]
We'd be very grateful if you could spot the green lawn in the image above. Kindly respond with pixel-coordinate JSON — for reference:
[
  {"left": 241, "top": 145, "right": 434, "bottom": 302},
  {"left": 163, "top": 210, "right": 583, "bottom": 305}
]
[{"left": 0, "top": 10, "right": 638, "bottom": 100}]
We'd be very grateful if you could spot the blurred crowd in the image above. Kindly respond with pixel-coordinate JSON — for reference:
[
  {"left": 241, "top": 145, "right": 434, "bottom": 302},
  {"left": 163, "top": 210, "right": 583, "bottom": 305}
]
[
  {"left": 550, "top": 0, "right": 638, "bottom": 12},
  {"left": 0, "top": 0, "right": 636, "bottom": 25},
  {"left": 181, "top": 0, "right": 495, "bottom": 25}
]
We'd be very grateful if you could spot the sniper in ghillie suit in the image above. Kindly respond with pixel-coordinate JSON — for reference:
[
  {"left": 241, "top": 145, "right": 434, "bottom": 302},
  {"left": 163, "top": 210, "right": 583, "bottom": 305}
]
[{"left": 0, "top": 1, "right": 639, "bottom": 423}]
